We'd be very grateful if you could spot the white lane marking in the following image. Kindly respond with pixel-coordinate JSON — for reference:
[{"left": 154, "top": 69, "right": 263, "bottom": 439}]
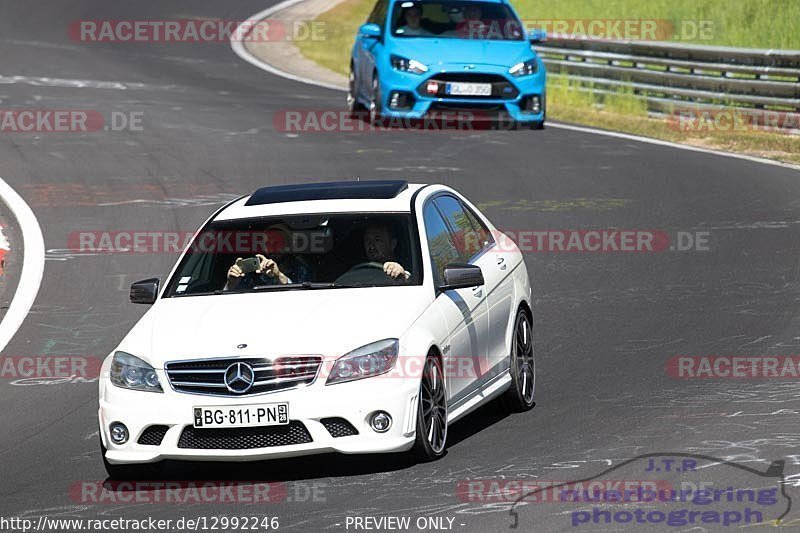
[
  {"left": 0, "top": 75, "right": 177, "bottom": 91},
  {"left": 0, "top": 176, "right": 45, "bottom": 353},
  {"left": 229, "top": 0, "right": 346, "bottom": 92},
  {"left": 549, "top": 122, "right": 800, "bottom": 172},
  {"left": 233, "top": 0, "right": 800, "bottom": 173}
]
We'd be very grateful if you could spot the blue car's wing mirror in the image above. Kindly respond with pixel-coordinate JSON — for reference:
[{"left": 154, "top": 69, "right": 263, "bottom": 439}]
[
  {"left": 529, "top": 28, "right": 547, "bottom": 43},
  {"left": 359, "top": 23, "right": 382, "bottom": 39}
]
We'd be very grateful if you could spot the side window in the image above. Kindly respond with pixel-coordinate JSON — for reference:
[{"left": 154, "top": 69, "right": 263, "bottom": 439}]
[
  {"left": 461, "top": 203, "right": 495, "bottom": 253},
  {"left": 433, "top": 196, "right": 494, "bottom": 260},
  {"left": 423, "top": 202, "right": 461, "bottom": 285},
  {"left": 367, "top": 0, "right": 389, "bottom": 25}
]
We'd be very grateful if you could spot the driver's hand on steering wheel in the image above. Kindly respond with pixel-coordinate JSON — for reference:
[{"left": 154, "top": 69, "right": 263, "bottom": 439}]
[{"left": 384, "top": 261, "right": 410, "bottom": 280}]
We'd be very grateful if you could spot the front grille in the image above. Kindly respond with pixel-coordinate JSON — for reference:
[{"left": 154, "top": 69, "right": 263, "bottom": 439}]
[
  {"left": 418, "top": 73, "right": 519, "bottom": 100},
  {"left": 137, "top": 425, "right": 169, "bottom": 446},
  {"left": 321, "top": 418, "right": 359, "bottom": 438},
  {"left": 177, "top": 422, "right": 313, "bottom": 450},
  {"left": 165, "top": 357, "right": 322, "bottom": 396}
]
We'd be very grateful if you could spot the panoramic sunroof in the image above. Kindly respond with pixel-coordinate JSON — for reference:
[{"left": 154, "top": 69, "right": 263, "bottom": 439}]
[{"left": 245, "top": 180, "right": 409, "bottom": 206}]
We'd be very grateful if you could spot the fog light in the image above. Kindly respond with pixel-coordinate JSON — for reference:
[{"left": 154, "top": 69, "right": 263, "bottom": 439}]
[
  {"left": 109, "top": 422, "right": 129, "bottom": 444},
  {"left": 526, "top": 96, "right": 542, "bottom": 114},
  {"left": 389, "top": 92, "right": 414, "bottom": 109},
  {"left": 370, "top": 411, "right": 392, "bottom": 433}
]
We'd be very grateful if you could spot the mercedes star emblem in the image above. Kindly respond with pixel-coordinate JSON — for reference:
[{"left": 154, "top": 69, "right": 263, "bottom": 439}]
[{"left": 224, "top": 362, "right": 255, "bottom": 394}]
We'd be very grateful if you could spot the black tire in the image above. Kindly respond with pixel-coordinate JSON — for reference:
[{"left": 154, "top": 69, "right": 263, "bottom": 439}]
[
  {"left": 411, "top": 355, "right": 448, "bottom": 462},
  {"left": 369, "top": 73, "right": 382, "bottom": 126},
  {"left": 101, "top": 441, "right": 162, "bottom": 480},
  {"left": 501, "top": 309, "right": 536, "bottom": 412}
]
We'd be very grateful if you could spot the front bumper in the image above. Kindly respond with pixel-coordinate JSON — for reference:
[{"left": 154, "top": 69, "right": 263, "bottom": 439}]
[
  {"left": 378, "top": 62, "right": 546, "bottom": 123},
  {"left": 99, "top": 367, "right": 419, "bottom": 465}
]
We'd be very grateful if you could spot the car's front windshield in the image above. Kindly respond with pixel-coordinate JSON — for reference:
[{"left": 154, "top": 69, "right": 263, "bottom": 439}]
[
  {"left": 164, "top": 213, "right": 422, "bottom": 297},
  {"left": 391, "top": 1, "right": 524, "bottom": 40}
]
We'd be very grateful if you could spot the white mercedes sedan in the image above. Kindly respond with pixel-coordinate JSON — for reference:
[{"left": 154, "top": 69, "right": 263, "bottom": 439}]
[{"left": 99, "top": 180, "right": 535, "bottom": 478}]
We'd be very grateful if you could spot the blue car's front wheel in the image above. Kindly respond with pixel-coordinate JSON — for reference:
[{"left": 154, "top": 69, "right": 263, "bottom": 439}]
[
  {"left": 369, "top": 73, "right": 382, "bottom": 125},
  {"left": 346, "top": 65, "right": 364, "bottom": 117}
]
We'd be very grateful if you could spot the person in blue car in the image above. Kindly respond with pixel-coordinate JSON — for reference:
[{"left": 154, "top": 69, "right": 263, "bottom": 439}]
[{"left": 396, "top": 6, "right": 431, "bottom": 36}]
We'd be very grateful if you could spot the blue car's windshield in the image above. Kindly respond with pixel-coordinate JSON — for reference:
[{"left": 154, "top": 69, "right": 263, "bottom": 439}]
[{"left": 391, "top": 1, "right": 524, "bottom": 40}]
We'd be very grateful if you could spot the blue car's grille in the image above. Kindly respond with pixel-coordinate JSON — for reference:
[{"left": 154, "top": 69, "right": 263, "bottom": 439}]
[{"left": 417, "top": 73, "right": 519, "bottom": 100}]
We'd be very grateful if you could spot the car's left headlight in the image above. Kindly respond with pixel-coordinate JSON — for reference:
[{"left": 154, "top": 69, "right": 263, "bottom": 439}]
[
  {"left": 110, "top": 351, "right": 163, "bottom": 393},
  {"left": 327, "top": 339, "right": 399, "bottom": 385},
  {"left": 509, "top": 58, "right": 538, "bottom": 77},
  {"left": 391, "top": 55, "right": 428, "bottom": 74}
]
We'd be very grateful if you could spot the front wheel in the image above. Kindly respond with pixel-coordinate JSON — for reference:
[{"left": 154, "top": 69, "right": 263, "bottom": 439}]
[
  {"left": 411, "top": 355, "right": 448, "bottom": 462},
  {"left": 501, "top": 309, "right": 536, "bottom": 412},
  {"left": 346, "top": 66, "right": 364, "bottom": 117},
  {"left": 369, "top": 73, "right": 383, "bottom": 126}
]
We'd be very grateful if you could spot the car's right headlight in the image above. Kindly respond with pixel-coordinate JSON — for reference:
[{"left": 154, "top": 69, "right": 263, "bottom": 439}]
[
  {"left": 327, "top": 339, "right": 399, "bottom": 385},
  {"left": 391, "top": 55, "right": 429, "bottom": 74},
  {"left": 110, "top": 351, "right": 163, "bottom": 393},
  {"left": 509, "top": 58, "right": 538, "bottom": 77}
]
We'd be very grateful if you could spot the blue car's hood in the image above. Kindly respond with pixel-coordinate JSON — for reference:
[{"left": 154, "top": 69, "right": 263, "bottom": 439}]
[{"left": 391, "top": 38, "right": 533, "bottom": 68}]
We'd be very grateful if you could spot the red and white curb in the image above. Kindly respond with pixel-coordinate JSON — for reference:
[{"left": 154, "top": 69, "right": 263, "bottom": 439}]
[
  {"left": 0, "top": 176, "right": 45, "bottom": 353},
  {"left": 0, "top": 224, "right": 9, "bottom": 276}
]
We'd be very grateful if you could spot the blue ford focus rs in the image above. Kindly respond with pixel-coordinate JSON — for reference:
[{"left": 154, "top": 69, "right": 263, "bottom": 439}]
[{"left": 348, "top": 0, "right": 547, "bottom": 129}]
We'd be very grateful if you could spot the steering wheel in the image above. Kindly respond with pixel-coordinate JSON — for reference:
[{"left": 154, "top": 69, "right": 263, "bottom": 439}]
[
  {"left": 350, "top": 261, "right": 385, "bottom": 271},
  {"left": 334, "top": 262, "right": 388, "bottom": 285}
]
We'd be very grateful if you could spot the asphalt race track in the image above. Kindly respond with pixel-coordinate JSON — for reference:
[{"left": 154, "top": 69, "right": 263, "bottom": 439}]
[{"left": 1, "top": 1, "right": 800, "bottom": 531}]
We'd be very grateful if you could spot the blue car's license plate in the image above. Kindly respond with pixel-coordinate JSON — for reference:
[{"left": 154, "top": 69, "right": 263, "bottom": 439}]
[{"left": 445, "top": 82, "right": 492, "bottom": 96}]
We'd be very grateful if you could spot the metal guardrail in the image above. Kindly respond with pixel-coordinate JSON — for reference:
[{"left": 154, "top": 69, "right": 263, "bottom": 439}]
[{"left": 534, "top": 37, "right": 800, "bottom": 129}]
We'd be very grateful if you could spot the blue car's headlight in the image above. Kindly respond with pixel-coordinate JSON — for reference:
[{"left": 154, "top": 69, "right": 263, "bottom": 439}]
[
  {"left": 391, "top": 55, "right": 428, "bottom": 74},
  {"left": 509, "top": 59, "right": 538, "bottom": 77},
  {"left": 327, "top": 339, "right": 399, "bottom": 385},
  {"left": 110, "top": 351, "right": 163, "bottom": 393}
]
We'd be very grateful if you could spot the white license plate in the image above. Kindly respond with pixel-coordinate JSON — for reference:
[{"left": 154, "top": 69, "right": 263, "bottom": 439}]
[
  {"left": 193, "top": 403, "right": 289, "bottom": 429},
  {"left": 446, "top": 82, "right": 492, "bottom": 96}
]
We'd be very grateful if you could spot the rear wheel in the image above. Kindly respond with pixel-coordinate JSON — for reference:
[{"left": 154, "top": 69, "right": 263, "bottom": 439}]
[
  {"left": 412, "top": 355, "right": 448, "bottom": 461},
  {"left": 501, "top": 309, "right": 536, "bottom": 412}
]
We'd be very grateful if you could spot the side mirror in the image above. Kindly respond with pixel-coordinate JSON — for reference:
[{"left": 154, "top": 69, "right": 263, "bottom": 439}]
[
  {"left": 439, "top": 263, "right": 484, "bottom": 292},
  {"left": 529, "top": 28, "right": 547, "bottom": 43},
  {"left": 359, "top": 23, "right": 382, "bottom": 39},
  {"left": 130, "top": 278, "right": 160, "bottom": 305}
]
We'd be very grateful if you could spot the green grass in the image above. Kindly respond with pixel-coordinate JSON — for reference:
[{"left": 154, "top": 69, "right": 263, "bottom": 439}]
[
  {"left": 295, "top": 0, "right": 800, "bottom": 164},
  {"left": 514, "top": 0, "right": 800, "bottom": 49},
  {"left": 295, "top": 0, "right": 375, "bottom": 76}
]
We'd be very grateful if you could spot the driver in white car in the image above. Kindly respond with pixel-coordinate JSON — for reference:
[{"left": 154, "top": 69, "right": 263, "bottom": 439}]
[{"left": 363, "top": 224, "right": 410, "bottom": 280}]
